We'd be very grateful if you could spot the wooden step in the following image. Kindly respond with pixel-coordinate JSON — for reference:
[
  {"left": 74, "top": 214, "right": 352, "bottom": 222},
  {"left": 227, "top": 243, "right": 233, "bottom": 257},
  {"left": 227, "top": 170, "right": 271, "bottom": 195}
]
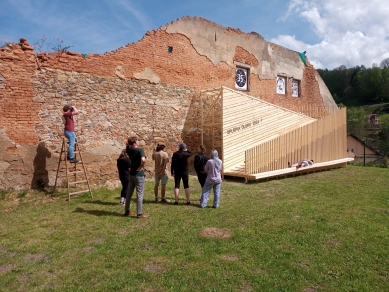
[{"left": 69, "top": 190, "right": 91, "bottom": 196}]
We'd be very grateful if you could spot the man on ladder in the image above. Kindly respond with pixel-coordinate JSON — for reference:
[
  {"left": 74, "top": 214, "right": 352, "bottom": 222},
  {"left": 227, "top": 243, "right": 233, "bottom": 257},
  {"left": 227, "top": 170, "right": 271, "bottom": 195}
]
[
  {"left": 63, "top": 105, "right": 79, "bottom": 163},
  {"left": 56, "top": 104, "right": 92, "bottom": 201}
]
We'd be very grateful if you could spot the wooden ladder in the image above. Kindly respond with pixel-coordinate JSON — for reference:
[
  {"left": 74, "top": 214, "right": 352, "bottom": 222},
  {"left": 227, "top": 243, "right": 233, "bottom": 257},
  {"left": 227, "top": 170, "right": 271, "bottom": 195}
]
[{"left": 54, "top": 138, "right": 93, "bottom": 201}]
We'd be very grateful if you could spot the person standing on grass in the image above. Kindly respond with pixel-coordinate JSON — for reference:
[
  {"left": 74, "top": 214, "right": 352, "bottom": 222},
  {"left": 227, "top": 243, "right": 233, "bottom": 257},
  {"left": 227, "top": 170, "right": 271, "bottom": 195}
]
[
  {"left": 200, "top": 149, "right": 222, "bottom": 208},
  {"left": 152, "top": 141, "right": 169, "bottom": 203},
  {"left": 62, "top": 105, "right": 79, "bottom": 163},
  {"left": 124, "top": 136, "right": 149, "bottom": 218},
  {"left": 117, "top": 149, "right": 131, "bottom": 205},
  {"left": 171, "top": 143, "right": 193, "bottom": 205},
  {"left": 194, "top": 144, "right": 209, "bottom": 189}
]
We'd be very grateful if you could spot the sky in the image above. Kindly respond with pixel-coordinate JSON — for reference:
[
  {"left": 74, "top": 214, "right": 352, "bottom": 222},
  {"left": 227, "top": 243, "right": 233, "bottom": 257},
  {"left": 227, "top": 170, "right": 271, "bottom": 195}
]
[{"left": 1, "top": 0, "right": 389, "bottom": 70}]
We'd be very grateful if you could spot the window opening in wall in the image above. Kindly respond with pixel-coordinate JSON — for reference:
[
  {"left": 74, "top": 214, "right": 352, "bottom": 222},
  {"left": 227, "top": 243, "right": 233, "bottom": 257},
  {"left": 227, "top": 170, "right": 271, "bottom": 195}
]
[
  {"left": 0, "top": 74, "right": 5, "bottom": 89},
  {"left": 168, "top": 46, "right": 173, "bottom": 53},
  {"left": 235, "top": 67, "right": 248, "bottom": 91},
  {"left": 292, "top": 79, "right": 300, "bottom": 97},
  {"left": 276, "top": 76, "right": 286, "bottom": 94}
]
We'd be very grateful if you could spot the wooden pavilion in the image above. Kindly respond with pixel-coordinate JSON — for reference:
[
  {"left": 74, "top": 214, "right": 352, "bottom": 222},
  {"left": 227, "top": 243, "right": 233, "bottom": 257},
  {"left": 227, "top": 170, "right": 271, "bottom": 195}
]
[{"left": 199, "top": 87, "right": 353, "bottom": 182}]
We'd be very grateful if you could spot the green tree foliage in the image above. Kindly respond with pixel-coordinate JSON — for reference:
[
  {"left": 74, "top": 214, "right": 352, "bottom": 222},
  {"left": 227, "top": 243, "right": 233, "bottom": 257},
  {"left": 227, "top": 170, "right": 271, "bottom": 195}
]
[
  {"left": 378, "top": 120, "right": 389, "bottom": 157},
  {"left": 318, "top": 61, "right": 389, "bottom": 106},
  {"left": 347, "top": 107, "right": 368, "bottom": 138}
]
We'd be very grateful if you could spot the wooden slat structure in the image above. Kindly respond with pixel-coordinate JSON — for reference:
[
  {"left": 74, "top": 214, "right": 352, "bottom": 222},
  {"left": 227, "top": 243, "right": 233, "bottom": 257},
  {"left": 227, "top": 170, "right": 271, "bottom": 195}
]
[{"left": 199, "top": 86, "right": 352, "bottom": 182}]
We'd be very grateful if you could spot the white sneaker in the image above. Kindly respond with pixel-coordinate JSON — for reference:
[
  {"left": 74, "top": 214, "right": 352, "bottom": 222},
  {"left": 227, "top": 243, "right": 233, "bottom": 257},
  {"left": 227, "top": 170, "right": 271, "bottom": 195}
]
[{"left": 120, "top": 197, "right": 125, "bottom": 204}]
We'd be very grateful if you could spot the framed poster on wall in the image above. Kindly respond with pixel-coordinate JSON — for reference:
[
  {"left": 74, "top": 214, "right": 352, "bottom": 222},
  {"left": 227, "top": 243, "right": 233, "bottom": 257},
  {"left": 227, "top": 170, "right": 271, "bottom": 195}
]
[
  {"left": 292, "top": 79, "right": 299, "bottom": 97},
  {"left": 235, "top": 68, "right": 248, "bottom": 90},
  {"left": 276, "top": 76, "right": 286, "bottom": 94}
]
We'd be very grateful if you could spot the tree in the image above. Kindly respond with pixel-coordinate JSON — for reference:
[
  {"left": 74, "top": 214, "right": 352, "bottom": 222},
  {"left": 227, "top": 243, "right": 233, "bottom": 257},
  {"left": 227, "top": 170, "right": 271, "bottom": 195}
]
[
  {"left": 379, "top": 58, "right": 389, "bottom": 69},
  {"left": 347, "top": 107, "right": 368, "bottom": 139},
  {"left": 378, "top": 120, "right": 389, "bottom": 156}
]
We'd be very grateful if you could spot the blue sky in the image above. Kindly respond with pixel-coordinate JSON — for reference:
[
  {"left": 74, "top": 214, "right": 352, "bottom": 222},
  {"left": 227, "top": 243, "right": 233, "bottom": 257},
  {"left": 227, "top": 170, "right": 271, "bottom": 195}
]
[{"left": 1, "top": 0, "right": 389, "bottom": 69}]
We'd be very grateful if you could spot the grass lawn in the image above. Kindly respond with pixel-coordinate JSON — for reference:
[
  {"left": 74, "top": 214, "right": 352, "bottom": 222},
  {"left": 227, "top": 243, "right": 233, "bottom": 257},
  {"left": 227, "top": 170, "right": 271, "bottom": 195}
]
[
  {"left": 1, "top": 166, "right": 389, "bottom": 291},
  {"left": 378, "top": 113, "right": 389, "bottom": 123}
]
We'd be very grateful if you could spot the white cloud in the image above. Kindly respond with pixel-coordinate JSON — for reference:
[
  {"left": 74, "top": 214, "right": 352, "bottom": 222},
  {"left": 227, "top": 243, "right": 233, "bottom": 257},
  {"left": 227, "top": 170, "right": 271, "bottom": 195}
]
[
  {"left": 272, "top": 0, "right": 389, "bottom": 69},
  {"left": 108, "top": 0, "right": 152, "bottom": 32}
]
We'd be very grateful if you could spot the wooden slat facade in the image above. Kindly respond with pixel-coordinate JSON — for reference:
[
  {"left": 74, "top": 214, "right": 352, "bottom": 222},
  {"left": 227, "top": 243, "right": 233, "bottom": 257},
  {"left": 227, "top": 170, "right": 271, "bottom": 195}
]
[
  {"left": 243, "top": 108, "right": 348, "bottom": 177},
  {"left": 199, "top": 87, "right": 351, "bottom": 182}
]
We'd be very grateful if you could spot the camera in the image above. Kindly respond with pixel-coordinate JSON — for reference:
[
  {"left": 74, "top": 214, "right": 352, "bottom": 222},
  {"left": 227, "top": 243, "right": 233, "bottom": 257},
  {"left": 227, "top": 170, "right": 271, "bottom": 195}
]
[{"left": 70, "top": 106, "right": 74, "bottom": 112}]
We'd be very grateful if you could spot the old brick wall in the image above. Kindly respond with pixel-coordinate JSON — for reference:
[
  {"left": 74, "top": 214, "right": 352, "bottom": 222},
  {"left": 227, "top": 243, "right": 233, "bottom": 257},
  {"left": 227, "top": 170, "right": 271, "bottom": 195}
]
[
  {"left": 0, "top": 16, "right": 336, "bottom": 190},
  {"left": 1, "top": 62, "right": 199, "bottom": 189},
  {"left": 34, "top": 23, "right": 327, "bottom": 110}
]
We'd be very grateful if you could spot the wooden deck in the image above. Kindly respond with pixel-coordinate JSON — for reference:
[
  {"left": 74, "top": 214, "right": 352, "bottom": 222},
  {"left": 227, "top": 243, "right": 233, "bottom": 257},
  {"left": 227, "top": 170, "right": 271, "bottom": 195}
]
[{"left": 223, "top": 158, "right": 354, "bottom": 182}]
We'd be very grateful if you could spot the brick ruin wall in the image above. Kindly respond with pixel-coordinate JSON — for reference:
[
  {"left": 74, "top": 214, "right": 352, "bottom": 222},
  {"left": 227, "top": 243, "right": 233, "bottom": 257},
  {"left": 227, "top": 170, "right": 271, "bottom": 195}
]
[{"left": 0, "top": 18, "right": 331, "bottom": 190}]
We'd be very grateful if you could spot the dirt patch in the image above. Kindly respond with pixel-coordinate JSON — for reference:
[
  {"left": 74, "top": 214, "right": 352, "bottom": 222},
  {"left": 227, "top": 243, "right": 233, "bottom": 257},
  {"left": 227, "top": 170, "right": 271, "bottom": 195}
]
[
  {"left": 74, "top": 247, "right": 94, "bottom": 253},
  {"left": 265, "top": 193, "right": 276, "bottom": 197},
  {"left": 377, "top": 208, "right": 389, "bottom": 213},
  {"left": 0, "top": 264, "right": 17, "bottom": 274},
  {"left": 221, "top": 254, "right": 240, "bottom": 261},
  {"left": 143, "top": 244, "right": 154, "bottom": 251},
  {"left": 293, "top": 261, "right": 310, "bottom": 269},
  {"left": 118, "top": 227, "right": 137, "bottom": 235},
  {"left": 304, "top": 287, "right": 317, "bottom": 292},
  {"left": 19, "top": 274, "right": 30, "bottom": 282},
  {"left": 255, "top": 269, "right": 266, "bottom": 274},
  {"left": 240, "top": 283, "right": 253, "bottom": 291},
  {"left": 23, "top": 253, "right": 46, "bottom": 263},
  {"left": 0, "top": 245, "right": 17, "bottom": 258},
  {"left": 326, "top": 239, "right": 341, "bottom": 247},
  {"left": 92, "top": 237, "right": 104, "bottom": 244},
  {"left": 82, "top": 247, "right": 94, "bottom": 253},
  {"left": 144, "top": 257, "right": 168, "bottom": 274},
  {"left": 144, "top": 262, "right": 164, "bottom": 274},
  {"left": 199, "top": 227, "right": 232, "bottom": 238}
]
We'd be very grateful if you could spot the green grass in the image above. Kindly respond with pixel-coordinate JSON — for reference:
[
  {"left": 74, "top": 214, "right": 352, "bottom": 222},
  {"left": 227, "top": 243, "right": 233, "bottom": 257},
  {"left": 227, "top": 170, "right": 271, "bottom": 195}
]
[
  {"left": 1, "top": 166, "right": 389, "bottom": 291},
  {"left": 378, "top": 113, "right": 389, "bottom": 123}
]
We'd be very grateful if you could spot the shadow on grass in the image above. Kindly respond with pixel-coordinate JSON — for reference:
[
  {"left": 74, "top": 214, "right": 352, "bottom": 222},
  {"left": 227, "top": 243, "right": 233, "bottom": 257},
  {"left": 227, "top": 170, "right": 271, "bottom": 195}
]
[
  {"left": 83, "top": 200, "right": 119, "bottom": 206},
  {"left": 72, "top": 207, "right": 123, "bottom": 217}
]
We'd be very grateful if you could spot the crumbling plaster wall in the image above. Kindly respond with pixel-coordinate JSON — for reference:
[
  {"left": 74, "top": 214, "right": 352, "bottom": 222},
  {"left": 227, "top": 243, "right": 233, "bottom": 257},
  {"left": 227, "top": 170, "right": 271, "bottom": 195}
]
[
  {"left": 0, "top": 16, "right": 336, "bottom": 190},
  {"left": 164, "top": 16, "right": 305, "bottom": 80},
  {"left": 33, "top": 16, "right": 333, "bottom": 109}
]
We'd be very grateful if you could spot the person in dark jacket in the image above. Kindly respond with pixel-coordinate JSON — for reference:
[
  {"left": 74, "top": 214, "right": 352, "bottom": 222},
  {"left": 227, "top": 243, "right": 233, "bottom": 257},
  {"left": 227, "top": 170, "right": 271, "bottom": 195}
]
[
  {"left": 124, "top": 136, "right": 149, "bottom": 219},
  {"left": 171, "top": 143, "right": 193, "bottom": 205},
  {"left": 117, "top": 149, "right": 131, "bottom": 204},
  {"left": 194, "top": 144, "right": 208, "bottom": 188}
]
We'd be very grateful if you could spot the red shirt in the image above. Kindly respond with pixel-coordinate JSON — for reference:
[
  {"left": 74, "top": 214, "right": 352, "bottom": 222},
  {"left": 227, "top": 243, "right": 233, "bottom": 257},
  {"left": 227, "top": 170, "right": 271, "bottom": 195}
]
[{"left": 63, "top": 112, "right": 75, "bottom": 132}]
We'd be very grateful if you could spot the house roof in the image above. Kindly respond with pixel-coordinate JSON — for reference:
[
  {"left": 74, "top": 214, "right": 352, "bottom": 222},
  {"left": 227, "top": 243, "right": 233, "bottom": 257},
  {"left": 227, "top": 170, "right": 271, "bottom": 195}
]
[{"left": 347, "top": 133, "right": 382, "bottom": 156}]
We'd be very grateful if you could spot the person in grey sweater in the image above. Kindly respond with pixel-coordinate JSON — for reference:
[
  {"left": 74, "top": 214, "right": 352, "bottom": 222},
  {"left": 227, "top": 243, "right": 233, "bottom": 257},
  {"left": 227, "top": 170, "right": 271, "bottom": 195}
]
[{"left": 200, "top": 149, "right": 222, "bottom": 208}]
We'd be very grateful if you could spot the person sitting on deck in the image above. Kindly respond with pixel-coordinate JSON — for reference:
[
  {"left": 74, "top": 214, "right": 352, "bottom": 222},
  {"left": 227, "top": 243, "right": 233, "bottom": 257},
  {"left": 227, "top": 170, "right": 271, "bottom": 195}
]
[{"left": 288, "top": 159, "right": 314, "bottom": 169}]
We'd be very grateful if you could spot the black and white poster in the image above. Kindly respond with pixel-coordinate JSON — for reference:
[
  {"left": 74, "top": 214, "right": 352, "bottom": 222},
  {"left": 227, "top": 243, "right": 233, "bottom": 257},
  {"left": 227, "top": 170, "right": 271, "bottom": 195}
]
[
  {"left": 292, "top": 80, "right": 299, "bottom": 97},
  {"left": 276, "top": 76, "right": 286, "bottom": 94},
  {"left": 235, "top": 68, "right": 248, "bottom": 90}
]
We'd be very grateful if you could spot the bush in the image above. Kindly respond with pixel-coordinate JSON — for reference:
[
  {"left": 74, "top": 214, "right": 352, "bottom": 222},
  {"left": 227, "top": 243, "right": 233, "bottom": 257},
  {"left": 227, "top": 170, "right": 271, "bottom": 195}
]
[{"left": 382, "top": 156, "right": 388, "bottom": 168}]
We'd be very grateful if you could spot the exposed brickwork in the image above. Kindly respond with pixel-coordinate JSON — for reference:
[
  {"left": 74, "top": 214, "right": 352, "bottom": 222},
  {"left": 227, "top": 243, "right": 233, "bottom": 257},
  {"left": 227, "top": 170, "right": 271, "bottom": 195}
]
[
  {"left": 34, "top": 29, "right": 324, "bottom": 109},
  {"left": 233, "top": 46, "right": 259, "bottom": 68},
  {"left": 0, "top": 17, "right": 334, "bottom": 190},
  {"left": 0, "top": 42, "right": 41, "bottom": 145}
]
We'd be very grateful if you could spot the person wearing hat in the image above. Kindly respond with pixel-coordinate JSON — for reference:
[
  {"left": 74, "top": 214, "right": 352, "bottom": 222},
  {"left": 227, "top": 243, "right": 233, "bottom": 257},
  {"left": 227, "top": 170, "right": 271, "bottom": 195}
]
[
  {"left": 171, "top": 142, "right": 193, "bottom": 204},
  {"left": 152, "top": 141, "right": 169, "bottom": 203}
]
